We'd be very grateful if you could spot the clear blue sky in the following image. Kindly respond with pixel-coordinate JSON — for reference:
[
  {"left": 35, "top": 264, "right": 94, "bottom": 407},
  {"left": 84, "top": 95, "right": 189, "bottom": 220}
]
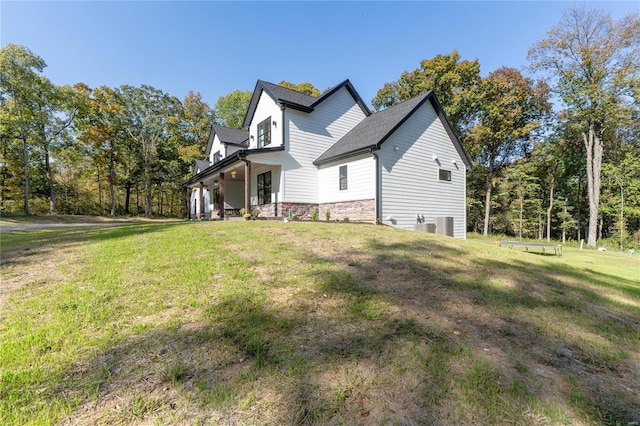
[{"left": 2, "top": 1, "right": 637, "bottom": 109}]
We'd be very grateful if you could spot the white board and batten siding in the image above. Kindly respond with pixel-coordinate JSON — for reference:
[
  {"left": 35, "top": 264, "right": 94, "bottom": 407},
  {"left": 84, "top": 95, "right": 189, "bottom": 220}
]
[
  {"left": 284, "top": 88, "right": 367, "bottom": 203},
  {"left": 378, "top": 101, "right": 467, "bottom": 239},
  {"left": 225, "top": 144, "right": 243, "bottom": 158},
  {"left": 318, "top": 154, "right": 375, "bottom": 203},
  {"left": 249, "top": 91, "right": 283, "bottom": 149},
  {"left": 190, "top": 188, "right": 210, "bottom": 215},
  {"left": 208, "top": 135, "right": 223, "bottom": 164},
  {"left": 207, "top": 135, "right": 243, "bottom": 164}
]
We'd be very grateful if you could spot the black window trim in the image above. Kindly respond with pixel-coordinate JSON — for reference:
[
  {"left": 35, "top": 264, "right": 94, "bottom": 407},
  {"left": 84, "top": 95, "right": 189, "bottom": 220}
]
[
  {"left": 257, "top": 171, "right": 272, "bottom": 205},
  {"left": 438, "top": 168, "right": 452, "bottom": 182},
  {"left": 257, "top": 116, "right": 272, "bottom": 148},
  {"left": 339, "top": 165, "right": 348, "bottom": 191}
]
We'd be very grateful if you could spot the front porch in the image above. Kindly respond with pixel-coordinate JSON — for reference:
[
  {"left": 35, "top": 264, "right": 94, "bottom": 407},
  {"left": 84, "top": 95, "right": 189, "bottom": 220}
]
[{"left": 186, "top": 158, "right": 283, "bottom": 220}]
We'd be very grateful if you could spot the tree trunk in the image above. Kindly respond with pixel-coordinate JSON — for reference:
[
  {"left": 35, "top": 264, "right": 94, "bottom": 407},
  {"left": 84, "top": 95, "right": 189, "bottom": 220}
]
[
  {"left": 519, "top": 192, "right": 523, "bottom": 240},
  {"left": 44, "top": 146, "right": 56, "bottom": 214},
  {"left": 538, "top": 213, "right": 543, "bottom": 240},
  {"left": 144, "top": 167, "right": 152, "bottom": 216},
  {"left": 562, "top": 204, "right": 567, "bottom": 244},
  {"left": 22, "top": 134, "right": 29, "bottom": 214},
  {"left": 108, "top": 152, "right": 116, "bottom": 217},
  {"left": 483, "top": 163, "right": 494, "bottom": 236},
  {"left": 598, "top": 216, "right": 603, "bottom": 241},
  {"left": 96, "top": 165, "right": 103, "bottom": 211},
  {"left": 1, "top": 140, "right": 8, "bottom": 210},
  {"left": 583, "top": 122, "right": 603, "bottom": 247},
  {"left": 546, "top": 178, "right": 554, "bottom": 242},
  {"left": 576, "top": 177, "right": 582, "bottom": 241},
  {"left": 125, "top": 179, "right": 131, "bottom": 214},
  {"left": 620, "top": 183, "right": 624, "bottom": 251}
]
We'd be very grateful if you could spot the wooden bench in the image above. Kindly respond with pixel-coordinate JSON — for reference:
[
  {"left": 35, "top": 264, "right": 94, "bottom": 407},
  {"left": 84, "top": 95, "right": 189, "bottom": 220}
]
[{"left": 499, "top": 241, "right": 562, "bottom": 256}]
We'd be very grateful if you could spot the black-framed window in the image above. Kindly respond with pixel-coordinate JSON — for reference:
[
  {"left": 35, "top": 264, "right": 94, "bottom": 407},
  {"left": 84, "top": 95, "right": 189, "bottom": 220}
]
[
  {"left": 213, "top": 151, "right": 221, "bottom": 164},
  {"left": 258, "top": 171, "right": 272, "bottom": 205},
  {"left": 438, "top": 169, "right": 451, "bottom": 182},
  {"left": 339, "top": 165, "right": 348, "bottom": 190},
  {"left": 257, "top": 117, "right": 271, "bottom": 148}
]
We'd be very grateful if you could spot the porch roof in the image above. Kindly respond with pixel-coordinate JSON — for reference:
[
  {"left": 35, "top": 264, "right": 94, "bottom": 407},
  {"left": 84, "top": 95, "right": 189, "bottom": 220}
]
[{"left": 182, "top": 145, "right": 285, "bottom": 187}]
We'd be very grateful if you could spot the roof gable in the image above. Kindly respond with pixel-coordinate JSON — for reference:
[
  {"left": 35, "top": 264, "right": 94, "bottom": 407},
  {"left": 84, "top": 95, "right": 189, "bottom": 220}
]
[
  {"left": 311, "top": 79, "right": 371, "bottom": 117},
  {"left": 314, "top": 92, "right": 472, "bottom": 168},
  {"left": 242, "top": 79, "right": 371, "bottom": 129},
  {"left": 243, "top": 80, "right": 318, "bottom": 128},
  {"left": 205, "top": 124, "right": 249, "bottom": 156},
  {"left": 193, "top": 159, "right": 211, "bottom": 176}
]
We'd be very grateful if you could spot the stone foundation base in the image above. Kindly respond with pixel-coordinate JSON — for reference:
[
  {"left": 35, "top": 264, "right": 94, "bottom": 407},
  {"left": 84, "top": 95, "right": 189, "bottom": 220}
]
[
  {"left": 251, "top": 199, "right": 375, "bottom": 222},
  {"left": 319, "top": 199, "right": 375, "bottom": 221}
]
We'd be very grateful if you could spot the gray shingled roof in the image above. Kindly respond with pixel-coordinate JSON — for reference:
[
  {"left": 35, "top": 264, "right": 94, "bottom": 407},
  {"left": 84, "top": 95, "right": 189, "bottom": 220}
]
[
  {"left": 212, "top": 124, "right": 249, "bottom": 146},
  {"left": 194, "top": 160, "right": 211, "bottom": 176},
  {"left": 243, "top": 80, "right": 319, "bottom": 128},
  {"left": 243, "top": 79, "right": 372, "bottom": 129},
  {"left": 314, "top": 93, "right": 431, "bottom": 165},
  {"left": 259, "top": 80, "right": 318, "bottom": 107},
  {"left": 205, "top": 124, "right": 249, "bottom": 156}
]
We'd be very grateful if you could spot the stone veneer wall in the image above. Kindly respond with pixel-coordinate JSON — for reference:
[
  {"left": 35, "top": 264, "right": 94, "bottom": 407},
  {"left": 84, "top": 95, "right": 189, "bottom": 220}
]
[
  {"left": 319, "top": 199, "right": 375, "bottom": 221},
  {"left": 253, "top": 203, "right": 317, "bottom": 219},
  {"left": 252, "top": 199, "right": 375, "bottom": 222}
]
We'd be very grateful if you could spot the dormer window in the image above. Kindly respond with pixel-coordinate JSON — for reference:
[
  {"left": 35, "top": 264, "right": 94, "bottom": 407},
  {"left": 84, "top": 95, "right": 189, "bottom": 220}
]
[
  {"left": 213, "top": 151, "right": 221, "bottom": 164},
  {"left": 257, "top": 117, "right": 271, "bottom": 148}
]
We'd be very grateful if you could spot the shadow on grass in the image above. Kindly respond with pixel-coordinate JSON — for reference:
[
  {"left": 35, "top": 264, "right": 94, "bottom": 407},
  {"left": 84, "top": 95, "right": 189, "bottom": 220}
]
[
  {"left": 3, "top": 226, "right": 639, "bottom": 425},
  {"left": 0, "top": 222, "right": 188, "bottom": 268},
  {"left": 298, "top": 236, "right": 640, "bottom": 424}
]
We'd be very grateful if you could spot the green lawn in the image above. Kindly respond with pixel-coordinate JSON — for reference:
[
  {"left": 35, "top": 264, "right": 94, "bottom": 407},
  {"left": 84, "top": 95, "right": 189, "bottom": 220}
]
[{"left": 1, "top": 221, "right": 638, "bottom": 425}]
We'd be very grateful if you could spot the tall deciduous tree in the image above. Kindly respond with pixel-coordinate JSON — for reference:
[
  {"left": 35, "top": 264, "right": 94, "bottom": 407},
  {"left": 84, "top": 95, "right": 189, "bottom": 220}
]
[
  {"left": 120, "top": 85, "right": 182, "bottom": 216},
  {"left": 278, "top": 81, "right": 321, "bottom": 97},
  {"left": 528, "top": 7, "right": 640, "bottom": 247},
  {"left": 32, "top": 81, "right": 86, "bottom": 213},
  {"left": 0, "top": 44, "right": 47, "bottom": 213},
  {"left": 371, "top": 50, "right": 480, "bottom": 136},
  {"left": 214, "top": 89, "right": 251, "bottom": 129},
  {"left": 501, "top": 161, "right": 540, "bottom": 239},
  {"left": 175, "top": 91, "right": 214, "bottom": 171},
  {"left": 78, "top": 85, "right": 126, "bottom": 216},
  {"left": 466, "top": 67, "right": 551, "bottom": 236}
]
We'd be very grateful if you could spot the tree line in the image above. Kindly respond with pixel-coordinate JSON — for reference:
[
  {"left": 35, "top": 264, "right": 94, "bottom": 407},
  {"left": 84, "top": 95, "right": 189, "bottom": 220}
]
[
  {"left": 372, "top": 7, "right": 639, "bottom": 249},
  {"left": 1, "top": 6, "right": 638, "bottom": 248}
]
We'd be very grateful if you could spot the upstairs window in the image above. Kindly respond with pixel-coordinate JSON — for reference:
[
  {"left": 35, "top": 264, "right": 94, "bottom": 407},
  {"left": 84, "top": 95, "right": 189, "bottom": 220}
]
[
  {"left": 438, "top": 169, "right": 451, "bottom": 182},
  {"left": 339, "top": 165, "right": 348, "bottom": 190},
  {"left": 258, "top": 171, "right": 272, "bottom": 205},
  {"left": 257, "top": 117, "right": 271, "bottom": 148},
  {"left": 213, "top": 151, "right": 221, "bottom": 164}
]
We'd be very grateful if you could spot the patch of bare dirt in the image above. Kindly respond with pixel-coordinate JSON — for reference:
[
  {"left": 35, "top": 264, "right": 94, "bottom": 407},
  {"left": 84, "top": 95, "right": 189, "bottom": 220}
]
[{"left": 0, "top": 243, "right": 84, "bottom": 311}]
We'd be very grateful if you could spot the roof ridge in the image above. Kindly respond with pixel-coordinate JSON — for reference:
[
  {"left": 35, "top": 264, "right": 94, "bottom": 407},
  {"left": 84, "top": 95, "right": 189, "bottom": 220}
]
[{"left": 260, "top": 80, "right": 319, "bottom": 99}]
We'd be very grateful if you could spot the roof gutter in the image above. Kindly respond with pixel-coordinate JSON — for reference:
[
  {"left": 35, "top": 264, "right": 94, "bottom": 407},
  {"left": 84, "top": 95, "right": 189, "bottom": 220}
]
[
  {"left": 182, "top": 145, "right": 286, "bottom": 187},
  {"left": 313, "top": 145, "right": 377, "bottom": 166}
]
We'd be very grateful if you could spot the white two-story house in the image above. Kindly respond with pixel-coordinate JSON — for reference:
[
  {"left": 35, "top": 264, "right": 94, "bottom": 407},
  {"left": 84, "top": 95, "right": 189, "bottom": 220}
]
[{"left": 183, "top": 79, "right": 472, "bottom": 238}]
